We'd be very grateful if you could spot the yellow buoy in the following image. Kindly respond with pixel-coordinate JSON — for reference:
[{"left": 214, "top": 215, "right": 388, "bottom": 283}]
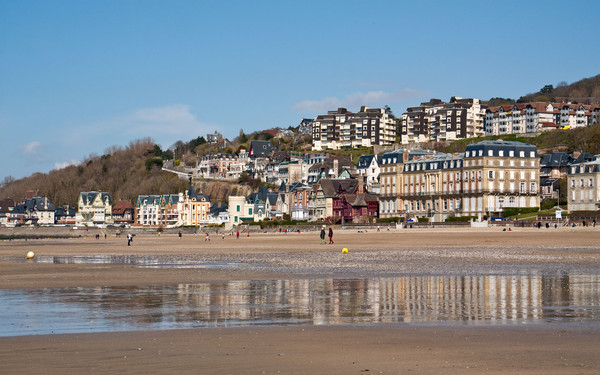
[
  {"left": 342, "top": 248, "right": 348, "bottom": 254},
  {"left": 26, "top": 251, "right": 35, "bottom": 259}
]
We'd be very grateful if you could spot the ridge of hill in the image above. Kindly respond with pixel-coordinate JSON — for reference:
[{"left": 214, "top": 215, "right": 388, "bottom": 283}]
[{"left": 486, "top": 74, "right": 600, "bottom": 106}]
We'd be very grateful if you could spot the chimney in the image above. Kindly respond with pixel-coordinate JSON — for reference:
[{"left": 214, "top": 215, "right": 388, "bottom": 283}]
[
  {"left": 333, "top": 159, "right": 339, "bottom": 178},
  {"left": 357, "top": 177, "right": 365, "bottom": 194}
]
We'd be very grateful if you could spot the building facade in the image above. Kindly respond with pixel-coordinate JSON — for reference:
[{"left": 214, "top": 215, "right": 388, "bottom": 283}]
[
  {"left": 400, "top": 98, "right": 485, "bottom": 145},
  {"left": 568, "top": 159, "right": 600, "bottom": 212},
  {"left": 485, "top": 102, "right": 600, "bottom": 136},
  {"left": 312, "top": 106, "right": 397, "bottom": 150},
  {"left": 379, "top": 141, "right": 540, "bottom": 221},
  {"left": 76, "top": 191, "right": 114, "bottom": 225}
]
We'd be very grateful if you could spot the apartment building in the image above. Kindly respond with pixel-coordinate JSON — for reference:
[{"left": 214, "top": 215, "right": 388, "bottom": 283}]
[
  {"left": 461, "top": 141, "right": 539, "bottom": 220},
  {"left": 567, "top": 159, "right": 600, "bottom": 212},
  {"left": 379, "top": 141, "right": 540, "bottom": 221},
  {"left": 399, "top": 98, "right": 485, "bottom": 145},
  {"left": 378, "top": 149, "right": 441, "bottom": 218},
  {"left": 312, "top": 106, "right": 397, "bottom": 150},
  {"left": 485, "top": 102, "right": 600, "bottom": 136}
]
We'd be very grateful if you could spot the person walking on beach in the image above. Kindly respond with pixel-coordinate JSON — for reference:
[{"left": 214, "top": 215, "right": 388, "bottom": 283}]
[
  {"left": 320, "top": 226, "right": 326, "bottom": 244},
  {"left": 328, "top": 227, "right": 334, "bottom": 244},
  {"left": 127, "top": 233, "right": 132, "bottom": 246},
  {"left": 236, "top": 230, "right": 239, "bottom": 239},
  {"left": 178, "top": 231, "right": 182, "bottom": 240},
  {"left": 205, "top": 232, "right": 210, "bottom": 241}
]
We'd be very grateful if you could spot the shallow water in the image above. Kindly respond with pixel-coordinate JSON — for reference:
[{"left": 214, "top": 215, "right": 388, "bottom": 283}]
[{"left": 1, "top": 273, "right": 599, "bottom": 336}]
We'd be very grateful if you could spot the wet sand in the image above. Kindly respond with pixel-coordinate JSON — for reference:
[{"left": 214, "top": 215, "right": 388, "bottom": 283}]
[{"left": 2, "top": 227, "right": 600, "bottom": 374}]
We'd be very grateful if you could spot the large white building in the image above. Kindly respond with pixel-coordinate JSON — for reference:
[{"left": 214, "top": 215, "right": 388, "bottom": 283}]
[
  {"left": 312, "top": 106, "right": 397, "bottom": 150},
  {"left": 399, "top": 98, "right": 485, "bottom": 145},
  {"left": 485, "top": 102, "right": 600, "bottom": 136}
]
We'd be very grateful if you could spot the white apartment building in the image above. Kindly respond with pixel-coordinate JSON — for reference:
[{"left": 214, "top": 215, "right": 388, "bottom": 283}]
[
  {"left": 485, "top": 102, "right": 600, "bottom": 136},
  {"left": 399, "top": 98, "right": 485, "bottom": 145},
  {"left": 312, "top": 106, "right": 397, "bottom": 150}
]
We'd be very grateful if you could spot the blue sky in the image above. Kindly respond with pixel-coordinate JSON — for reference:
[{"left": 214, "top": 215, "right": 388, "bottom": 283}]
[{"left": 1, "top": 0, "right": 599, "bottom": 181}]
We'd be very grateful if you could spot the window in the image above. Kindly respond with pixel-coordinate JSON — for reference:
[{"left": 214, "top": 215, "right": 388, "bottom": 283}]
[{"left": 236, "top": 205, "right": 240, "bottom": 212}]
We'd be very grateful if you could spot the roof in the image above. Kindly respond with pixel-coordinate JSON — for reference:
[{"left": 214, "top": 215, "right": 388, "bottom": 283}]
[
  {"left": 112, "top": 200, "right": 134, "bottom": 215},
  {"left": 250, "top": 140, "right": 274, "bottom": 157},
  {"left": 540, "top": 152, "right": 571, "bottom": 167},
  {"left": 357, "top": 155, "right": 375, "bottom": 169},
  {"left": 319, "top": 179, "right": 358, "bottom": 198},
  {"left": 465, "top": 140, "right": 537, "bottom": 158},
  {"left": 80, "top": 191, "right": 112, "bottom": 206}
]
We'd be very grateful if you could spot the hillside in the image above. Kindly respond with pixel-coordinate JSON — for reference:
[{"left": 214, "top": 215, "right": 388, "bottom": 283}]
[
  {"left": 0, "top": 138, "right": 190, "bottom": 207},
  {"left": 483, "top": 74, "right": 600, "bottom": 106},
  {"left": 433, "top": 123, "right": 600, "bottom": 156},
  {"left": 517, "top": 74, "right": 600, "bottom": 104}
]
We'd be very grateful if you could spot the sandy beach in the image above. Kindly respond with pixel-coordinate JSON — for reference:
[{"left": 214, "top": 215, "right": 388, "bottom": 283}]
[{"left": 2, "top": 227, "right": 600, "bottom": 374}]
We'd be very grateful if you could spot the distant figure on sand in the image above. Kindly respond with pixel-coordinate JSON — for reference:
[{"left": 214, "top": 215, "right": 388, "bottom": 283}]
[
  {"left": 205, "top": 233, "right": 210, "bottom": 241},
  {"left": 178, "top": 231, "right": 182, "bottom": 239},
  {"left": 236, "top": 231, "right": 240, "bottom": 239},
  {"left": 127, "top": 233, "right": 133, "bottom": 246},
  {"left": 320, "top": 226, "right": 326, "bottom": 244},
  {"left": 328, "top": 228, "right": 334, "bottom": 244}
]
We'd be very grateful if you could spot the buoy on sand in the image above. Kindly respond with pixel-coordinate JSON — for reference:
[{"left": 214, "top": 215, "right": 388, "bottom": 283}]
[
  {"left": 26, "top": 251, "right": 35, "bottom": 259},
  {"left": 342, "top": 248, "right": 348, "bottom": 254}
]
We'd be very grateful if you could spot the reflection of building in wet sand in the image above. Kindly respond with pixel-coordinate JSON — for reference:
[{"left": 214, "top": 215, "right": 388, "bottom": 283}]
[
  {"left": 8, "top": 273, "right": 600, "bottom": 336},
  {"left": 173, "top": 274, "right": 600, "bottom": 325}
]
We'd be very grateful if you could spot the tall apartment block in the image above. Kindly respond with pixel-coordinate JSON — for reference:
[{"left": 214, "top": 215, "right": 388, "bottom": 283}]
[
  {"left": 399, "top": 97, "right": 485, "bottom": 145},
  {"left": 311, "top": 106, "right": 397, "bottom": 150}
]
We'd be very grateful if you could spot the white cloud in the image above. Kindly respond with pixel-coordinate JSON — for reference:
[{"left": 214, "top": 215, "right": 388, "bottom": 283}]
[
  {"left": 293, "top": 89, "right": 426, "bottom": 113},
  {"left": 67, "top": 104, "right": 216, "bottom": 150},
  {"left": 21, "top": 141, "right": 42, "bottom": 154},
  {"left": 126, "top": 104, "right": 213, "bottom": 136},
  {"left": 54, "top": 160, "right": 80, "bottom": 170}
]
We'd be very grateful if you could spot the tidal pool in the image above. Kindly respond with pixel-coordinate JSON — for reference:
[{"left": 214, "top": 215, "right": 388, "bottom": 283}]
[{"left": 2, "top": 273, "right": 599, "bottom": 336}]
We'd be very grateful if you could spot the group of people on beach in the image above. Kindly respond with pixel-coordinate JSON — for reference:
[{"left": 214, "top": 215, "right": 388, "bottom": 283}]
[{"left": 319, "top": 226, "right": 334, "bottom": 244}]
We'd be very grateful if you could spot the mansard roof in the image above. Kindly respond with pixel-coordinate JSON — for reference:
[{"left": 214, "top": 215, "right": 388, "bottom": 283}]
[
  {"left": 357, "top": 155, "right": 375, "bottom": 169},
  {"left": 465, "top": 140, "right": 537, "bottom": 158},
  {"left": 22, "top": 196, "right": 55, "bottom": 212}
]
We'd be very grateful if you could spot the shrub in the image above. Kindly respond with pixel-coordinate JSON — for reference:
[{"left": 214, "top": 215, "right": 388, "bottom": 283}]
[
  {"left": 377, "top": 217, "right": 403, "bottom": 223},
  {"left": 502, "top": 207, "right": 539, "bottom": 217},
  {"left": 445, "top": 216, "right": 476, "bottom": 222}
]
